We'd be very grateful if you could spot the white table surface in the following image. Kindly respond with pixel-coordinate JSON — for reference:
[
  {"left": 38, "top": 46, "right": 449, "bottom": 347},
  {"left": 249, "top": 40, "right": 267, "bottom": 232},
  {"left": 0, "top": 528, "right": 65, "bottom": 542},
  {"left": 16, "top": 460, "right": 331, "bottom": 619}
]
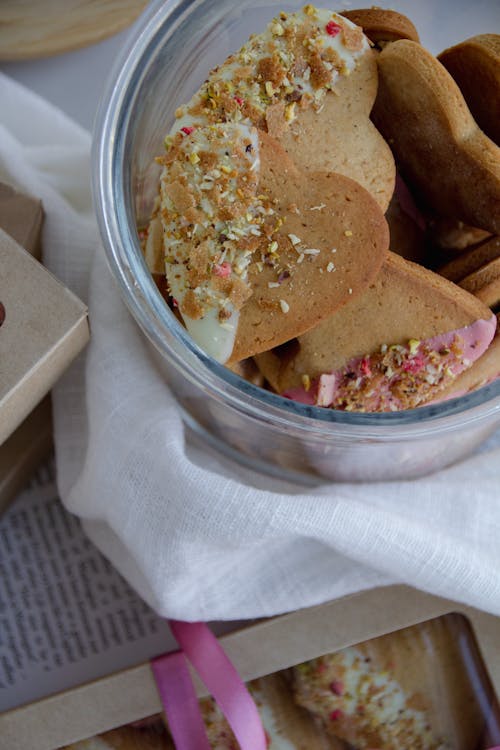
[{"left": 1, "top": 26, "right": 134, "bottom": 132}]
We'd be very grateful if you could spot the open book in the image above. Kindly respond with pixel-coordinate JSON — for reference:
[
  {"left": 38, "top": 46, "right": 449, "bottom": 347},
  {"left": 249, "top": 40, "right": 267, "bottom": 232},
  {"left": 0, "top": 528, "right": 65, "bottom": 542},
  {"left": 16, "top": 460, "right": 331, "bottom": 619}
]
[{"left": 0, "top": 466, "right": 176, "bottom": 712}]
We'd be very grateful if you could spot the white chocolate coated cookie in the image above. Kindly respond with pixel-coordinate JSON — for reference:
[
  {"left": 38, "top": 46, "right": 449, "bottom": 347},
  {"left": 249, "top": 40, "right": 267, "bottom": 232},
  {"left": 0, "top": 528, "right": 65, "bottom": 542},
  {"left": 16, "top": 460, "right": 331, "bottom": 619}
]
[
  {"left": 172, "top": 7, "right": 395, "bottom": 211},
  {"left": 157, "top": 126, "right": 389, "bottom": 363}
]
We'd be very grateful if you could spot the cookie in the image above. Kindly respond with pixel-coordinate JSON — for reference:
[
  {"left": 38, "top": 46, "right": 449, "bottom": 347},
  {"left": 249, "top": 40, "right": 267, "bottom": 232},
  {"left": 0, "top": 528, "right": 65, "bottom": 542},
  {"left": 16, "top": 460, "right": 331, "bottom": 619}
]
[
  {"left": 227, "top": 357, "right": 265, "bottom": 387},
  {"left": 341, "top": 8, "right": 420, "bottom": 47},
  {"left": 427, "top": 217, "right": 491, "bottom": 253},
  {"left": 438, "top": 34, "right": 500, "bottom": 145},
  {"left": 439, "top": 236, "right": 500, "bottom": 283},
  {"left": 232, "top": 132, "right": 390, "bottom": 362},
  {"left": 199, "top": 675, "right": 344, "bottom": 750},
  {"left": 291, "top": 647, "right": 445, "bottom": 749},
  {"left": 140, "top": 212, "right": 164, "bottom": 275},
  {"left": 386, "top": 176, "right": 427, "bottom": 264},
  {"left": 255, "top": 252, "right": 496, "bottom": 411},
  {"left": 439, "top": 314, "right": 500, "bottom": 400},
  {"left": 459, "top": 256, "right": 500, "bottom": 309},
  {"left": 171, "top": 7, "right": 395, "bottom": 212},
  {"left": 158, "top": 124, "right": 389, "bottom": 364},
  {"left": 291, "top": 617, "right": 487, "bottom": 749},
  {"left": 275, "top": 25, "right": 396, "bottom": 212},
  {"left": 372, "top": 40, "right": 500, "bottom": 235}
]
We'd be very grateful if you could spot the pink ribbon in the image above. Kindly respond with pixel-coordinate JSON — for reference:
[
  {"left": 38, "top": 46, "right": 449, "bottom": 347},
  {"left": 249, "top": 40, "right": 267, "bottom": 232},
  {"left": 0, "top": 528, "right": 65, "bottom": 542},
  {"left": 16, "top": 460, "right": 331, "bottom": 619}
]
[
  {"left": 151, "top": 621, "right": 267, "bottom": 750},
  {"left": 151, "top": 650, "right": 211, "bottom": 750},
  {"left": 170, "top": 621, "right": 267, "bottom": 750}
]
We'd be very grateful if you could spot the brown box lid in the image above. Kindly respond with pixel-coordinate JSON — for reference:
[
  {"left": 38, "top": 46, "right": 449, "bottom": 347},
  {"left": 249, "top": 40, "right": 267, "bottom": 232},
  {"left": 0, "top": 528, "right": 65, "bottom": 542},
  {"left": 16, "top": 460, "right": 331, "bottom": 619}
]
[{"left": 0, "top": 228, "right": 89, "bottom": 446}]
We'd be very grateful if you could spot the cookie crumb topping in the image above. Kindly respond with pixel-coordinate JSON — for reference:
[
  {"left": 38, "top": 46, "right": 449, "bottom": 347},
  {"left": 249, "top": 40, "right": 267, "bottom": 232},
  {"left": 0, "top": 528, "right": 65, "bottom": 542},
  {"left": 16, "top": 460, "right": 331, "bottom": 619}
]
[
  {"left": 158, "top": 123, "right": 276, "bottom": 361},
  {"left": 293, "top": 649, "right": 448, "bottom": 749},
  {"left": 286, "top": 332, "right": 477, "bottom": 412},
  {"left": 174, "top": 8, "right": 368, "bottom": 144}
]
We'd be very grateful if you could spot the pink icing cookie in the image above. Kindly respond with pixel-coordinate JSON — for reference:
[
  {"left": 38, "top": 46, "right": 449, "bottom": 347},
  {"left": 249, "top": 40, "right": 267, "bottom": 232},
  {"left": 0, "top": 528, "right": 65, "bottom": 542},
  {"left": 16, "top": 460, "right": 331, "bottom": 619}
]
[
  {"left": 255, "top": 252, "right": 496, "bottom": 412},
  {"left": 284, "top": 315, "right": 496, "bottom": 411}
]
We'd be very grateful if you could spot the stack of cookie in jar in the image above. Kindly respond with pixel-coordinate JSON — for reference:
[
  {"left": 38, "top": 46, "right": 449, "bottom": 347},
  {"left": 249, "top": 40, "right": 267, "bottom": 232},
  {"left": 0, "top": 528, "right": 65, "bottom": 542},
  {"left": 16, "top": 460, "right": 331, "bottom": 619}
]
[{"left": 142, "top": 6, "right": 500, "bottom": 413}]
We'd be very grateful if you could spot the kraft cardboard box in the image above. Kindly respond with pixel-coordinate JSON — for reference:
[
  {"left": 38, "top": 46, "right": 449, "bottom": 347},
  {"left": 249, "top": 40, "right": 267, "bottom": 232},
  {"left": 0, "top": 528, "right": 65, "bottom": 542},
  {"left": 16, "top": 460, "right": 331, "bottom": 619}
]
[
  {"left": 0, "top": 182, "right": 88, "bottom": 512},
  {"left": 1, "top": 585, "right": 499, "bottom": 750},
  {"left": 0, "top": 185, "right": 54, "bottom": 513},
  {"left": 0, "top": 182, "right": 43, "bottom": 260},
  {"left": 0, "top": 227, "right": 89, "bottom": 446}
]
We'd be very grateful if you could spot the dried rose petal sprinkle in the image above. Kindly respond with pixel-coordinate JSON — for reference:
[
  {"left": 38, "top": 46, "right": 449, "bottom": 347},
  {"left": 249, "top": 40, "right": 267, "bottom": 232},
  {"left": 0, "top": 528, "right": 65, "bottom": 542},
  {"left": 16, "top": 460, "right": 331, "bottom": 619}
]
[
  {"left": 402, "top": 354, "right": 426, "bottom": 374},
  {"left": 329, "top": 709, "right": 343, "bottom": 721},
  {"left": 214, "top": 261, "right": 232, "bottom": 278},
  {"left": 325, "top": 20, "right": 341, "bottom": 36},
  {"left": 330, "top": 680, "right": 344, "bottom": 696},
  {"left": 360, "top": 357, "right": 372, "bottom": 377}
]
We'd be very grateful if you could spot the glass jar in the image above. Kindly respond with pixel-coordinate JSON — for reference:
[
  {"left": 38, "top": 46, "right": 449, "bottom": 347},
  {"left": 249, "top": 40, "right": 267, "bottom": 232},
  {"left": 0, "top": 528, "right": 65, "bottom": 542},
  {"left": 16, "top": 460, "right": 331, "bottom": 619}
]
[{"left": 92, "top": 0, "right": 500, "bottom": 483}]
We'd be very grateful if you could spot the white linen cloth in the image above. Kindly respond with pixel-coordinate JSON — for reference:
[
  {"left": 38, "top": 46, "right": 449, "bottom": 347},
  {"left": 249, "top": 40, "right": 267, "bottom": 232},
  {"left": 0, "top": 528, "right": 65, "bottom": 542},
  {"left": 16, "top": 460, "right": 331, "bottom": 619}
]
[{"left": 1, "top": 72, "right": 500, "bottom": 621}]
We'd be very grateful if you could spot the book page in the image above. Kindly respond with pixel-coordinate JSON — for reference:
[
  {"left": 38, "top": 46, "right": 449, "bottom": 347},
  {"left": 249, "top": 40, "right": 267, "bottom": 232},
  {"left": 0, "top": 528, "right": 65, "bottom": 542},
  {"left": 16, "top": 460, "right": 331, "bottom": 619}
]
[{"left": 0, "top": 468, "right": 176, "bottom": 712}]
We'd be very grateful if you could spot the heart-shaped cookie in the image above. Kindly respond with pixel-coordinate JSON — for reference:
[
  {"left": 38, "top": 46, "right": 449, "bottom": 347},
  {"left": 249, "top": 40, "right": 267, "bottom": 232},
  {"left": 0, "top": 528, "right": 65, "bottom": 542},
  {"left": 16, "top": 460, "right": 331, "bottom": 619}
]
[
  {"left": 274, "top": 23, "right": 396, "bottom": 212},
  {"left": 231, "top": 131, "right": 390, "bottom": 362},
  {"left": 439, "top": 236, "right": 500, "bottom": 283},
  {"left": 171, "top": 7, "right": 395, "bottom": 212},
  {"left": 386, "top": 175, "right": 427, "bottom": 264},
  {"left": 371, "top": 40, "right": 500, "bottom": 235},
  {"left": 459, "top": 256, "right": 500, "bottom": 310},
  {"left": 157, "top": 125, "right": 389, "bottom": 363},
  {"left": 340, "top": 8, "right": 420, "bottom": 47},
  {"left": 438, "top": 34, "right": 500, "bottom": 145},
  {"left": 427, "top": 217, "right": 491, "bottom": 254},
  {"left": 255, "top": 252, "right": 496, "bottom": 411}
]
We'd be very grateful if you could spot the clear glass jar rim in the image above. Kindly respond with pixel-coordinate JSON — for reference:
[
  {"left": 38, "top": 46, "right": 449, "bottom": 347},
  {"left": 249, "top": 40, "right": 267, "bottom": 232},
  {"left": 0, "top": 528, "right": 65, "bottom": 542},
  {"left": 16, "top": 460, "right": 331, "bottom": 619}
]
[{"left": 92, "top": 0, "right": 500, "bottom": 441}]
